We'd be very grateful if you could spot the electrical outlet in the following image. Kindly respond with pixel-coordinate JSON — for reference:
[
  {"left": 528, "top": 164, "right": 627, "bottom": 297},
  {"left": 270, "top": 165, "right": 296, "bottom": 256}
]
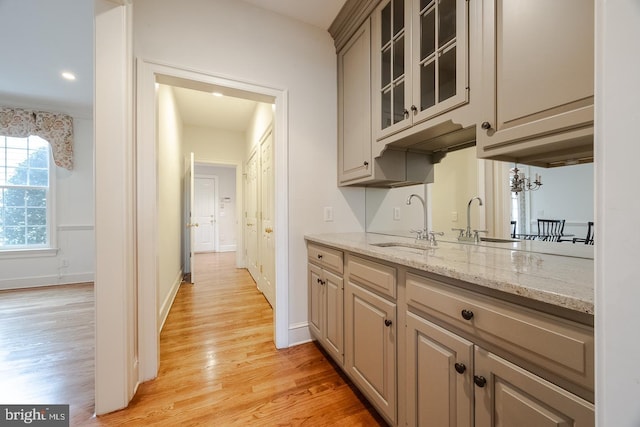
[
  {"left": 323, "top": 207, "right": 333, "bottom": 222},
  {"left": 393, "top": 207, "right": 400, "bottom": 221},
  {"left": 451, "top": 211, "right": 458, "bottom": 222}
]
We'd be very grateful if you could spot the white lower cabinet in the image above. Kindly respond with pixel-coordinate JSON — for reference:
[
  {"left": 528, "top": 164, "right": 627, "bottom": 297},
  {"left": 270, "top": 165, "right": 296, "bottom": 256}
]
[
  {"left": 474, "top": 347, "right": 594, "bottom": 427},
  {"left": 308, "top": 244, "right": 344, "bottom": 365},
  {"left": 346, "top": 280, "right": 397, "bottom": 425},
  {"left": 406, "top": 310, "right": 594, "bottom": 427},
  {"left": 406, "top": 311, "right": 473, "bottom": 426},
  {"left": 307, "top": 242, "right": 594, "bottom": 427}
]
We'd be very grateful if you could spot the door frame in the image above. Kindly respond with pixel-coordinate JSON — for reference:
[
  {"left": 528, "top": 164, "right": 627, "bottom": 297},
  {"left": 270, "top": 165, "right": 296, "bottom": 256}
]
[{"left": 136, "top": 59, "right": 290, "bottom": 381}]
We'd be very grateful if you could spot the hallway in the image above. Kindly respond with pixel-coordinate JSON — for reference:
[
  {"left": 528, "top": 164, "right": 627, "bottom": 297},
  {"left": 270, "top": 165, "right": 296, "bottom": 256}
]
[{"left": 92, "top": 251, "right": 384, "bottom": 425}]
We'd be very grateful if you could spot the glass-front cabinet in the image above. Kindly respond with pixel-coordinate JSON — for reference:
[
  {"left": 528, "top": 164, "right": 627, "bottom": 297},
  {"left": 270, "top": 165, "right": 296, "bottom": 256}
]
[{"left": 373, "top": 0, "right": 469, "bottom": 142}]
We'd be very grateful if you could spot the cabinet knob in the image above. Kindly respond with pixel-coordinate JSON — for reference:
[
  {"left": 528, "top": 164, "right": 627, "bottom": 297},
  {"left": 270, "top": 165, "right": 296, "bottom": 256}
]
[
  {"left": 481, "top": 121, "right": 492, "bottom": 130},
  {"left": 454, "top": 362, "right": 466, "bottom": 374},
  {"left": 474, "top": 375, "right": 487, "bottom": 388},
  {"left": 411, "top": 105, "right": 418, "bottom": 114},
  {"left": 461, "top": 309, "right": 474, "bottom": 320},
  {"left": 384, "top": 319, "right": 392, "bottom": 327},
  {"left": 317, "top": 254, "right": 323, "bottom": 259},
  {"left": 403, "top": 109, "right": 409, "bottom": 118},
  {"left": 363, "top": 161, "right": 369, "bottom": 168}
]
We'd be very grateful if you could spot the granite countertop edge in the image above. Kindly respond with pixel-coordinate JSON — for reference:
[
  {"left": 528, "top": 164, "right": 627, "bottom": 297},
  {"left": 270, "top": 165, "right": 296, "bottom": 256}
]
[{"left": 305, "top": 232, "right": 594, "bottom": 316}]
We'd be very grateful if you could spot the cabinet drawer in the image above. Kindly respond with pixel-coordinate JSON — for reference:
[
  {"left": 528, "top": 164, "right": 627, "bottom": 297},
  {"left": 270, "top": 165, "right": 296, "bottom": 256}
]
[
  {"left": 308, "top": 243, "right": 343, "bottom": 274},
  {"left": 406, "top": 273, "right": 594, "bottom": 392},
  {"left": 347, "top": 255, "right": 396, "bottom": 299}
]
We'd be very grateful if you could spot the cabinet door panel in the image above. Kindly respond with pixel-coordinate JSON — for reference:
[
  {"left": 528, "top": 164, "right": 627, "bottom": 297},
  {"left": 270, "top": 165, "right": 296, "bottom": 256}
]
[
  {"left": 406, "top": 312, "right": 473, "bottom": 427},
  {"left": 308, "top": 263, "right": 323, "bottom": 339},
  {"left": 338, "top": 19, "right": 372, "bottom": 184},
  {"left": 477, "top": 0, "right": 594, "bottom": 163},
  {"left": 346, "top": 281, "right": 396, "bottom": 423},
  {"left": 324, "top": 269, "right": 344, "bottom": 363},
  {"left": 497, "top": 0, "right": 593, "bottom": 128},
  {"left": 474, "top": 347, "right": 594, "bottom": 427}
]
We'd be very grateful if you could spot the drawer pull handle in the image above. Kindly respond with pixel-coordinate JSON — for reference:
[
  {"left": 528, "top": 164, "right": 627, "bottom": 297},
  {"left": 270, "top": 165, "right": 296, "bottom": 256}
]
[
  {"left": 454, "top": 363, "right": 466, "bottom": 374},
  {"left": 461, "top": 309, "right": 474, "bottom": 320},
  {"left": 384, "top": 319, "right": 392, "bottom": 327},
  {"left": 474, "top": 375, "right": 487, "bottom": 388}
]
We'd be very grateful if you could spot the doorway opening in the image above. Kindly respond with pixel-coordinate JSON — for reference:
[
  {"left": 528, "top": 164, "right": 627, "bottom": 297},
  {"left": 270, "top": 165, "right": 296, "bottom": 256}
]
[{"left": 136, "top": 60, "right": 290, "bottom": 382}]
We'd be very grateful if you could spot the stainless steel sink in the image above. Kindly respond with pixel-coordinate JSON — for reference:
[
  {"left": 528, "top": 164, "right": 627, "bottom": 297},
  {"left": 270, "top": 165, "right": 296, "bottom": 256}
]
[{"left": 480, "top": 237, "right": 521, "bottom": 243}]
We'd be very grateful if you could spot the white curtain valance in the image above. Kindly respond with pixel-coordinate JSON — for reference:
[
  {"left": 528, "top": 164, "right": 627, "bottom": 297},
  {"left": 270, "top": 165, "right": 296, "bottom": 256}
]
[{"left": 0, "top": 106, "right": 74, "bottom": 170}]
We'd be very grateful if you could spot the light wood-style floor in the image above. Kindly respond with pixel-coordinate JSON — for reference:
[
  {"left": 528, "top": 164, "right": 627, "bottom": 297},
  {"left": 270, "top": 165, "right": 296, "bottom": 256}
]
[{"left": 0, "top": 252, "right": 386, "bottom": 426}]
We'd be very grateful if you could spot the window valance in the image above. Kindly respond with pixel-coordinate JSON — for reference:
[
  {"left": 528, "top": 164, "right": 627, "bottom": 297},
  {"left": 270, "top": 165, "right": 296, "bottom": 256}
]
[{"left": 0, "top": 107, "right": 74, "bottom": 170}]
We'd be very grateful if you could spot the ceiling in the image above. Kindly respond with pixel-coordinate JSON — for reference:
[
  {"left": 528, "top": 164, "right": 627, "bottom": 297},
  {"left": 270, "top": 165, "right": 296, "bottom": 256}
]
[{"left": 0, "top": 0, "right": 346, "bottom": 129}]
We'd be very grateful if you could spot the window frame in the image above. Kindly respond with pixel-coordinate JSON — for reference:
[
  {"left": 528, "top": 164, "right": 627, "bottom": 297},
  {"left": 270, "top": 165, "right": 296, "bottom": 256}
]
[{"left": 0, "top": 135, "right": 57, "bottom": 255}]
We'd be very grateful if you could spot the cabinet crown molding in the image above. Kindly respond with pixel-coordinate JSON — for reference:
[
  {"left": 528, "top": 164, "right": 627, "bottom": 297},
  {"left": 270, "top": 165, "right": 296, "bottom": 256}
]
[{"left": 329, "top": 0, "right": 380, "bottom": 52}]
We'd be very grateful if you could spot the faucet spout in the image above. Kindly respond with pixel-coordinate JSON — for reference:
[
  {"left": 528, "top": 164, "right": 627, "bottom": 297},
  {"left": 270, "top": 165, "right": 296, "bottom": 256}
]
[
  {"left": 407, "top": 194, "right": 427, "bottom": 237},
  {"left": 466, "top": 196, "right": 483, "bottom": 237}
]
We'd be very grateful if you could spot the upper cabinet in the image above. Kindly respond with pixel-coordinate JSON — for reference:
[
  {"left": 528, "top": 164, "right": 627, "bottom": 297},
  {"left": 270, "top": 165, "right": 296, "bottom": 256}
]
[
  {"left": 373, "top": 0, "right": 470, "bottom": 142},
  {"left": 338, "top": 18, "right": 373, "bottom": 184},
  {"left": 475, "top": 0, "right": 594, "bottom": 167},
  {"left": 330, "top": 0, "right": 595, "bottom": 184}
]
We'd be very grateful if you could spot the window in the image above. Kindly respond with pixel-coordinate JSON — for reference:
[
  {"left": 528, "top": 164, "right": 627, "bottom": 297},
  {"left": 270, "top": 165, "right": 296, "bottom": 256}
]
[{"left": 0, "top": 135, "right": 52, "bottom": 249}]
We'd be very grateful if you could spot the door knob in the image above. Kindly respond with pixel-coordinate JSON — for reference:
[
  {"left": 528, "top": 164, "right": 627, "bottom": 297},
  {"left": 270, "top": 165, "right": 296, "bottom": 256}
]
[{"left": 265, "top": 227, "right": 273, "bottom": 233}]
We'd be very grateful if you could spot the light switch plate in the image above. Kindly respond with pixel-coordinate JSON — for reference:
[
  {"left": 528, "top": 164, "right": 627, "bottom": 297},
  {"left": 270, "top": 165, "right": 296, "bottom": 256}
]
[
  {"left": 324, "top": 207, "right": 333, "bottom": 222},
  {"left": 393, "top": 207, "right": 400, "bottom": 221},
  {"left": 451, "top": 211, "right": 458, "bottom": 222}
]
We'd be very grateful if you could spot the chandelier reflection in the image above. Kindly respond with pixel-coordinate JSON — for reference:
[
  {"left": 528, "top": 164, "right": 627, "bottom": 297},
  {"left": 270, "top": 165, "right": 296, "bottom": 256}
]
[{"left": 510, "top": 164, "right": 542, "bottom": 194}]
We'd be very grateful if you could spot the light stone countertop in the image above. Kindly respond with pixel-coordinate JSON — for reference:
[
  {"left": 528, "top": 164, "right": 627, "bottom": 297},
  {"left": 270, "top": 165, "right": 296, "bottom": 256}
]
[{"left": 304, "top": 232, "right": 594, "bottom": 315}]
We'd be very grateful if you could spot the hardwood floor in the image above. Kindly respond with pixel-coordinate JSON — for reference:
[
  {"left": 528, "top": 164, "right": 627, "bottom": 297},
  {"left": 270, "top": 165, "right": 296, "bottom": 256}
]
[{"left": 0, "top": 252, "right": 386, "bottom": 426}]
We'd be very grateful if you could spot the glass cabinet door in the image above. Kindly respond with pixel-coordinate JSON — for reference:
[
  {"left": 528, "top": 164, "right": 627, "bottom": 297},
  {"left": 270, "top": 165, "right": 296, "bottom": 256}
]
[
  {"left": 376, "top": 0, "right": 411, "bottom": 138},
  {"left": 412, "top": 0, "right": 468, "bottom": 123}
]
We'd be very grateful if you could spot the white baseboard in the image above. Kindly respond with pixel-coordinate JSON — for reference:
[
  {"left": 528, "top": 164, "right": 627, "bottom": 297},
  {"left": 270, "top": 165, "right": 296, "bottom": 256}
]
[
  {"left": 159, "top": 269, "right": 183, "bottom": 333},
  {"left": 288, "top": 321, "right": 312, "bottom": 347},
  {"left": 0, "top": 272, "right": 94, "bottom": 291},
  {"left": 218, "top": 244, "right": 237, "bottom": 252}
]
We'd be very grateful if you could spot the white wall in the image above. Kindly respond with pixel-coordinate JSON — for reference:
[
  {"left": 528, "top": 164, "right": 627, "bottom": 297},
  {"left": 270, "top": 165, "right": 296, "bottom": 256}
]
[
  {"left": 194, "top": 163, "right": 237, "bottom": 251},
  {"left": 157, "top": 84, "right": 184, "bottom": 327},
  {"left": 596, "top": 0, "right": 640, "bottom": 424},
  {"left": 365, "top": 185, "right": 426, "bottom": 236},
  {"left": 0, "top": 113, "right": 95, "bottom": 290},
  {"left": 429, "top": 147, "right": 481, "bottom": 235},
  {"left": 133, "top": 0, "right": 366, "bottom": 344},
  {"left": 526, "top": 163, "right": 593, "bottom": 238}
]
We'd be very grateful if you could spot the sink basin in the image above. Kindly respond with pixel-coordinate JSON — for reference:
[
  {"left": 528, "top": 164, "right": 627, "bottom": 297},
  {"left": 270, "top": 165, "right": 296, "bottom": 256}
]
[{"left": 480, "top": 237, "right": 521, "bottom": 243}]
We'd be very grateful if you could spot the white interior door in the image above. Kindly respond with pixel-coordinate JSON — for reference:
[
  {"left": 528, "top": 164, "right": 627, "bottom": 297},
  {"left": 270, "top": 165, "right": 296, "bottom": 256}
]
[
  {"left": 194, "top": 176, "right": 216, "bottom": 252},
  {"left": 260, "top": 129, "right": 275, "bottom": 307},
  {"left": 245, "top": 149, "right": 260, "bottom": 282}
]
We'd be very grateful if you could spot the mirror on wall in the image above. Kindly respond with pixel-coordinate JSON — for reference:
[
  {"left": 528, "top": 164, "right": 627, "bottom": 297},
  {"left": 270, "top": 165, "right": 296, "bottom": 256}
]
[
  {"left": 366, "top": 146, "right": 481, "bottom": 239},
  {"left": 510, "top": 162, "right": 594, "bottom": 243},
  {"left": 365, "top": 144, "right": 595, "bottom": 246}
]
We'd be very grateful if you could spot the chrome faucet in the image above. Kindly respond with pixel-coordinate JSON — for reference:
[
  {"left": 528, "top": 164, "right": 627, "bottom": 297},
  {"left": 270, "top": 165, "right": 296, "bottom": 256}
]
[
  {"left": 453, "top": 196, "right": 487, "bottom": 242},
  {"left": 407, "top": 193, "right": 427, "bottom": 239}
]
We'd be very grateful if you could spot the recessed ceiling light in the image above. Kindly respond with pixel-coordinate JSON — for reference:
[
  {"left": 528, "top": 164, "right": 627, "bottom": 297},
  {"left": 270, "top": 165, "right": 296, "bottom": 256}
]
[
  {"left": 61, "top": 71, "right": 76, "bottom": 81},
  {"left": 212, "top": 92, "right": 223, "bottom": 97}
]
